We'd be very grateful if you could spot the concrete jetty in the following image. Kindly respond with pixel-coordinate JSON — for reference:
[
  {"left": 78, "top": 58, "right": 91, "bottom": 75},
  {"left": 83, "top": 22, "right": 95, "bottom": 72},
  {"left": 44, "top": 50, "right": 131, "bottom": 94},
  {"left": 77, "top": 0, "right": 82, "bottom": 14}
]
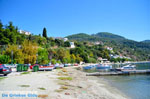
[{"left": 86, "top": 70, "right": 150, "bottom": 76}]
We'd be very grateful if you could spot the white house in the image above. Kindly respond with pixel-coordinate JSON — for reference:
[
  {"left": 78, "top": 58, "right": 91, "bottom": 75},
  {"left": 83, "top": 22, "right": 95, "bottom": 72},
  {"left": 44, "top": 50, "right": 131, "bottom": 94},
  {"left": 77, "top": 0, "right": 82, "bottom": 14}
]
[
  {"left": 18, "top": 30, "right": 31, "bottom": 35},
  {"left": 110, "top": 54, "right": 131, "bottom": 59},
  {"left": 94, "top": 42, "right": 100, "bottom": 45},
  {"left": 63, "top": 38, "right": 68, "bottom": 42},
  {"left": 70, "top": 42, "right": 75, "bottom": 48},
  {"left": 106, "top": 47, "right": 113, "bottom": 51}
]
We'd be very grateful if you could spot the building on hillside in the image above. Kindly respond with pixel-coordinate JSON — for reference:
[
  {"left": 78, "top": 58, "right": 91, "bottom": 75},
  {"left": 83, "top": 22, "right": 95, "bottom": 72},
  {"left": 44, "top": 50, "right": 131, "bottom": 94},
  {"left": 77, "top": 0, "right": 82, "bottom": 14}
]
[
  {"left": 54, "top": 37, "right": 63, "bottom": 40},
  {"left": 70, "top": 42, "right": 75, "bottom": 48},
  {"left": 97, "top": 57, "right": 109, "bottom": 63},
  {"left": 106, "top": 46, "right": 113, "bottom": 51},
  {"left": 18, "top": 30, "right": 31, "bottom": 35},
  {"left": 94, "top": 42, "right": 100, "bottom": 45},
  {"left": 93, "top": 41, "right": 103, "bottom": 45},
  {"left": 110, "top": 54, "right": 131, "bottom": 59},
  {"left": 63, "top": 38, "right": 68, "bottom": 42}
]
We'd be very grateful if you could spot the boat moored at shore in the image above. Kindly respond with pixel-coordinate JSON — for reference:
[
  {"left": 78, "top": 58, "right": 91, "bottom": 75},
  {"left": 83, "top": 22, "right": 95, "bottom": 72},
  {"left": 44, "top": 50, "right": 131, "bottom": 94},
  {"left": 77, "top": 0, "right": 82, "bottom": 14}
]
[
  {"left": 96, "top": 64, "right": 112, "bottom": 70},
  {"left": 116, "top": 64, "right": 136, "bottom": 71}
]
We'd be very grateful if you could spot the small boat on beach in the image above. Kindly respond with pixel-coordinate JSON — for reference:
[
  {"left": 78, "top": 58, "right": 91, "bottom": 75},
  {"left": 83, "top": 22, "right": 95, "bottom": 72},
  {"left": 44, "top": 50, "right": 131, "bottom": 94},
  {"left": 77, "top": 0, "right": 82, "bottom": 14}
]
[
  {"left": 54, "top": 63, "right": 64, "bottom": 68},
  {"left": 39, "top": 64, "right": 54, "bottom": 71},
  {"left": 83, "top": 65, "right": 96, "bottom": 70},
  {"left": 64, "top": 64, "right": 71, "bottom": 67}
]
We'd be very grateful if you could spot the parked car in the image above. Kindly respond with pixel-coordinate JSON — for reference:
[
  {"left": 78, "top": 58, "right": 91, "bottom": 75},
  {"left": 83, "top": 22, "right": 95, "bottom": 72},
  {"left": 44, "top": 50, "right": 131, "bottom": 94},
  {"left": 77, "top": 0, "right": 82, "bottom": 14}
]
[
  {"left": 0, "top": 64, "right": 12, "bottom": 76},
  {"left": 4, "top": 64, "right": 17, "bottom": 68}
]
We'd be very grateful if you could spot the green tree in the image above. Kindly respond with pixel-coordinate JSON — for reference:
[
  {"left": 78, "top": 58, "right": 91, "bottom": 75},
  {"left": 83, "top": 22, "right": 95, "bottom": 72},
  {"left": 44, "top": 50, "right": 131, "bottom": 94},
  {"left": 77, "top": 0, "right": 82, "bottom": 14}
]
[
  {"left": 70, "top": 54, "right": 76, "bottom": 63},
  {"left": 80, "top": 53, "right": 89, "bottom": 63},
  {"left": 88, "top": 58, "right": 97, "bottom": 63},
  {"left": 42, "top": 27, "right": 47, "bottom": 38},
  {"left": 37, "top": 36, "right": 47, "bottom": 46},
  {"left": 64, "top": 50, "right": 71, "bottom": 63},
  {"left": 110, "top": 58, "right": 117, "bottom": 63},
  {"left": 37, "top": 48, "right": 49, "bottom": 64},
  {"left": 0, "top": 20, "right": 3, "bottom": 32},
  {"left": 0, "top": 55, "right": 10, "bottom": 64},
  {"left": 64, "top": 41, "right": 70, "bottom": 47},
  {"left": 4, "top": 44, "right": 24, "bottom": 64},
  {"left": 8, "top": 22, "right": 15, "bottom": 32},
  {"left": 76, "top": 54, "right": 83, "bottom": 63},
  {"left": 47, "top": 48, "right": 56, "bottom": 60},
  {"left": 22, "top": 40, "right": 38, "bottom": 64},
  {"left": 51, "top": 59, "right": 56, "bottom": 64},
  {"left": 55, "top": 39, "right": 64, "bottom": 46},
  {"left": 56, "top": 48, "right": 66, "bottom": 61}
]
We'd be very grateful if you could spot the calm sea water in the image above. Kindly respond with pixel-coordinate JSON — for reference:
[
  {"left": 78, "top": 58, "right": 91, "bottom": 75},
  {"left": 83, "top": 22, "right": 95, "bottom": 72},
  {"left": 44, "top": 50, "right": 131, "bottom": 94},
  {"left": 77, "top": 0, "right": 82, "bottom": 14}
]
[{"left": 100, "top": 63, "right": 150, "bottom": 99}]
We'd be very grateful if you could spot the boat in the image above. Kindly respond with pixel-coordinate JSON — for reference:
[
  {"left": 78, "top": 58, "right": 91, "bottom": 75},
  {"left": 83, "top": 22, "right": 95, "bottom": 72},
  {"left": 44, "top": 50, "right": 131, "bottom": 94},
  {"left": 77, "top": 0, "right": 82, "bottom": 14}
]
[
  {"left": 39, "top": 64, "right": 54, "bottom": 71},
  {"left": 59, "top": 64, "right": 64, "bottom": 68},
  {"left": 64, "top": 64, "right": 71, "bottom": 67},
  {"left": 83, "top": 65, "right": 96, "bottom": 70},
  {"left": 54, "top": 63, "right": 64, "bottom": 68},
  {"left": 116, "top": 64, "right": 136, "bottom": 71},
  {"left": 54, "top": 63, "right": 59, "bottom": 69},
  {"left": 96, "top": 64, "right": 112, "bottom": 70}
]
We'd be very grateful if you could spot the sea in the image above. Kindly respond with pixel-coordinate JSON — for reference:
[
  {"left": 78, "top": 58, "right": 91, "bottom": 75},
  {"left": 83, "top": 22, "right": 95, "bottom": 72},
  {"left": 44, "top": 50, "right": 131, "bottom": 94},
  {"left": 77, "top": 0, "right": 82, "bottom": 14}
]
[
  {"left": 102, "top": 63, "right": 150, "bottom": 99},
  {"left": 84, "top": 62, "right": 150, "bottom": 99}
]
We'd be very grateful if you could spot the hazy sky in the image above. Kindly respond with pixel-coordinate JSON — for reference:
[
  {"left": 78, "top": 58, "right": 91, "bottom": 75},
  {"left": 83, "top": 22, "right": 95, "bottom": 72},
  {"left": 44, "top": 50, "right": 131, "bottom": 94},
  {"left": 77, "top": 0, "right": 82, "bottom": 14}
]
[{"left": 0, "top": 0, "right": 149, "bottom": 41}]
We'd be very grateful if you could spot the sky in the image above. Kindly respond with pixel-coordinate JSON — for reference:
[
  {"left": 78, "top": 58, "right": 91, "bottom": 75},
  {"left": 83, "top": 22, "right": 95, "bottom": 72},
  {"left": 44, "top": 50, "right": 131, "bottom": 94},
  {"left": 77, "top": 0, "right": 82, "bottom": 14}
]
[{"left": 0, "top": 0, "right": 149, "bottom": 41}]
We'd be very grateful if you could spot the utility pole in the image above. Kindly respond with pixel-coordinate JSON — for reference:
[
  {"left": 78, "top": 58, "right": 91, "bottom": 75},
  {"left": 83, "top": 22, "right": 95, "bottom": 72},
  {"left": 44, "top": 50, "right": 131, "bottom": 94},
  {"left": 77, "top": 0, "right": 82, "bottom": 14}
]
[
  {"left": 11, "top": 50, "right": 13, "bottom": 64},
  {"left": 36, "top": 53, "right": 38, "bottom": 64}
]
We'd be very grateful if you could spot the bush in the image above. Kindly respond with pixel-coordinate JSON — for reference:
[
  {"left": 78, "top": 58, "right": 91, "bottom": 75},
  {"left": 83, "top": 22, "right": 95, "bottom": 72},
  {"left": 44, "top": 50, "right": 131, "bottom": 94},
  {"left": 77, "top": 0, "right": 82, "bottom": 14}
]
[
  {"left": 0, "top": 55, "right": 10, "bottom": 64},
  {"left": 88, "top": 58, "right": 97, "bottom": 63},
  {"left": 57, "top": 60, "right": 61, "bottom": 64},
  {"left": 37, "top": 48, "right": 49, "bottom": 64},
  {"left": 51, "top": 59, "right": 57, "bottom": 64}
]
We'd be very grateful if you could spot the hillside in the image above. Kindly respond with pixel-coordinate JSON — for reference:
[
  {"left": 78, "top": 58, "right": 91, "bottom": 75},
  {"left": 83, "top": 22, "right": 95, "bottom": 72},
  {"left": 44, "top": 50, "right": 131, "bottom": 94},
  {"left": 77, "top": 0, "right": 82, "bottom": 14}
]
[
  {"left": 66, "top": 33, "right": 100, "bottom": 42},
  {"left": 92, "top": 32, "right": 125, "bottom": 40},
  {"left": 0, "top": 21, "right": 150, "bottom": 62},
  {"left": 66, "top": 32, "right": 150, "bottom": 49},
  {"left": 141, "top": 40, "right": 150, "bottom": 43},
  {"left": 66, "top": 32, "right": 150, "bottom": 61}
]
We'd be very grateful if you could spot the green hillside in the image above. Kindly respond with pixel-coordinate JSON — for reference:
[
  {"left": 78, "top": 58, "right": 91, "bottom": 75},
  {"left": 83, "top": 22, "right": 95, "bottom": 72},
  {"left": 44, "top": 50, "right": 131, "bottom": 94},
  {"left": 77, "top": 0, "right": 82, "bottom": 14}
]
[
  {"left": 92, "top": 32, "right": 125, "bottom": 40},
  {"left": 66, "top": 33, "right": 100, "bottom": 42},
  {"left": 0, "top": 21, "right": 149, "bottom": 63},
  {"left": 141, "top": 40, "right": 150, "bottom": 43},
  {"left": 66, "top": 32, "right": 150, "bottom": 61}
]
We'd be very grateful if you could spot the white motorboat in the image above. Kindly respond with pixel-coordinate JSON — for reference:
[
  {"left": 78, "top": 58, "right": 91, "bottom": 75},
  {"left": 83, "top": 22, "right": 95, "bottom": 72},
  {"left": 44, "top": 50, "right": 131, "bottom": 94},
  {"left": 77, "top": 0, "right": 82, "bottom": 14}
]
[{"left": 117, "top": 64, "right": 136, "bottom": 71}]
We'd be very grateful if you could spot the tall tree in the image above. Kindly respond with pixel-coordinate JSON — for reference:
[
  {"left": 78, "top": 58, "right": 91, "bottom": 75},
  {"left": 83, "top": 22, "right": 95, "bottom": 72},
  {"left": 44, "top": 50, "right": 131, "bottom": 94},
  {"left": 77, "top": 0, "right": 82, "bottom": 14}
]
[
  {"left": 8, "top": 21, "right": 15, "bottom": 32},
  {"left": 22, "top": 40, "right": 38, "bottom": 64},
  {"left": 0, "top": 20, "right": 3, "bottom": 32},
  {"left": 42, "top": 27, "right": 47, "bottom": 38}
]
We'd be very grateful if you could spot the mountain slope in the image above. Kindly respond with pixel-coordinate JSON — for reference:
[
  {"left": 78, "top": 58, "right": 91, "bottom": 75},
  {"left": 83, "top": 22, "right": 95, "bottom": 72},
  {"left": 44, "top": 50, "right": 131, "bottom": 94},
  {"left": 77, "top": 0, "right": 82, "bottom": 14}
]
[
  {"left": 66, "top": 33, "right": 101, "bottom": 42},
  {"left": 141, "top": 40, "right": 150, "bottom": 43},
  {"left": 67, "top": 32, "right": 150, "bottom": 49},
  {"left": 92, "top": 32, "right": 125, "bottom": 40},
  {"left": 67, "top": 32, "right": 126, "bottom": 42},
  {"left": 66, "top": 32, "right": 150, "bottom": 61}
]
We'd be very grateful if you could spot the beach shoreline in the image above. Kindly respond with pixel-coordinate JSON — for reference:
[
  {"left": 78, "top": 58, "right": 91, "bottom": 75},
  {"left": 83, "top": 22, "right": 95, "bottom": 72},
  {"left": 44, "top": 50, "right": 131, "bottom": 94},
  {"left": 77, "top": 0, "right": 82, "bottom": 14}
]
[
  {"left": 0, "top": 66, "right": 128, "bottom": 99},
  {"left": 69, "top": 66, "right": 129, "bottom": 99}
]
